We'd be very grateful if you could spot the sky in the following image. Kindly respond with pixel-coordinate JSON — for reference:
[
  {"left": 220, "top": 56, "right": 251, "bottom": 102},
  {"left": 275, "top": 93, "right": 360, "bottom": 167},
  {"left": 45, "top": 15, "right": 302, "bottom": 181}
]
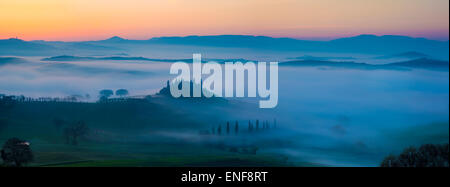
[{"left": 0, "top": 0, "right": 449, "bottom": 41}]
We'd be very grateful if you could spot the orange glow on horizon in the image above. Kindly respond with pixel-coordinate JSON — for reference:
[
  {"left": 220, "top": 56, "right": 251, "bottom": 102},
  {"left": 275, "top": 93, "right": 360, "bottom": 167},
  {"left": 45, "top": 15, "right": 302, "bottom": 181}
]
[{"left": 0, "top": 0, "right": 448, "bottom": 41}]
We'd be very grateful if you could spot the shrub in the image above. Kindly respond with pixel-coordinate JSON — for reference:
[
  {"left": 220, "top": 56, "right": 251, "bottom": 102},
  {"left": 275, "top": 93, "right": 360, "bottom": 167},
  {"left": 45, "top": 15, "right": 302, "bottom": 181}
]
[{"left": 381, "top": 143, "right": 449, "bottom": 167}]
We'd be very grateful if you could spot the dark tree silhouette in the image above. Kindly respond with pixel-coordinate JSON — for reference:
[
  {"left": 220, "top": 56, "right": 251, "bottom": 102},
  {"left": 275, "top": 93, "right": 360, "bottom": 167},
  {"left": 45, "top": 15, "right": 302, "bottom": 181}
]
[
  {"left": 1, "top": 137, "right": 33, "bottom": 167},
  {"left": 217, "top": 125, "right": 222, "bottom": 135},
  {"left": 248, "top": 120, "right": 253, "bottom": 132},
  {"left": 0, "top": 96, "right": 16, "bottom": 113},
  {"left": 255, "top": 120, "right": 259, "bottom": 131},
  {"left": 99, "top": 89, "right": 114, "bottom": 100},
  {"left": 115, "top": 89, "right": 129, "bottom": 97},
  {"left": 381, "top": 143, "right": 449, "bottom": 167},
  {"left": 226, "top": 121, "right": 230, "bottom": 135},
  {"left": 235, "top": 121, "right": 239, "bottom": 134},
  {"left": 63, "top": 121, "right": 89, "bottom": 145},
  {"left": 380, "top": 154, "right": 397, "bottom": 167}
]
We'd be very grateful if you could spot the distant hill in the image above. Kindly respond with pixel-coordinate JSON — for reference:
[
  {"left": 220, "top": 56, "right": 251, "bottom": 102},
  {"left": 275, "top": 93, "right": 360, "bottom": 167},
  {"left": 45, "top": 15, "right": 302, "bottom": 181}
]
[
  {"left": 42, "top": 55, "right": 155, "bottom": 62},
  {"left": 280, "top": 58, "right": 449, "bottom": 71},
  {"left": 42, "top": 55, "right": 449, "bottom": 71},
  {"left": 290, "top": 55, "right": 355, "bottom": 61},
  {"left": 0, "top": 38, "right": 56, "bottom": 56},
  {"left": 0, "top": 56, "right": 27, "bottom": 66},
  {"left": 281, "top": 60, "right": 371, "bottom": 68},
  {"left": 385, "top": 58, "right": 449, "bottom": 70},
  {"left": 147, "top": 35, "right": 318, "bottom": 49},
  {"left": 375, "top": 51, "right": 430, "bottom": 59},
  {"left": 42, "top": 55, "right": 254, "bottom": 63},
  {"left": 101, "top": 36, "right": 127, "bottom": 42},
  {"left": 0, "top": 38, "right": 122, "bottom": 56},
  {"left": 1, "top": 34, "right": 449, "bottom": 60},
  {"left": 145, "top": 35, "right": 448, "bottom": 59}
]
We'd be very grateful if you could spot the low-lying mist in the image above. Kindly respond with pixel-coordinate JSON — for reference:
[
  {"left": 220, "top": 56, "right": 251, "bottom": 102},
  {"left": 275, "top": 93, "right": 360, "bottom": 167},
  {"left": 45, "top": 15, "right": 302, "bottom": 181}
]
[{"left": 0, "top": 56, "right": 448, "bottom": 166}]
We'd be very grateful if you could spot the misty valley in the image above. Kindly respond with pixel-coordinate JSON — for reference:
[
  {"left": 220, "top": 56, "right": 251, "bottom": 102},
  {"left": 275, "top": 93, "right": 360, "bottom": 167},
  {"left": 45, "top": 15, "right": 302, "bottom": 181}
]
[{"left": 0, "top": 35, "right": 449, "bottom": 167}]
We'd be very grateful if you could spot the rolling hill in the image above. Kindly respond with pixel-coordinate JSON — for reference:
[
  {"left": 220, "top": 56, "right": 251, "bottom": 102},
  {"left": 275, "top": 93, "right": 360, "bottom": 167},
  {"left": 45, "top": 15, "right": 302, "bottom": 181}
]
[{"left": 1, "top": 35, "right": 448, "bottom": 60}]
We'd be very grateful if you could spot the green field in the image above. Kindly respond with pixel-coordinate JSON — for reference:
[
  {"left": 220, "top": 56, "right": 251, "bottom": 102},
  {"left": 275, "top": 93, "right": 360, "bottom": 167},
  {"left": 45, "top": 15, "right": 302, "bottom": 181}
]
[{"left": 0, "top": 98, "right": 315, "bottom": 167}]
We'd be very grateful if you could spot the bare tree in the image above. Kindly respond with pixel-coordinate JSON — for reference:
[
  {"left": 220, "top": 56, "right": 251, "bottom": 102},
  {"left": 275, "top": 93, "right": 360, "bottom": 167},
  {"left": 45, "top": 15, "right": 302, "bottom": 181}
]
[{"left": 63, "top": 121, "right": 89, "bottom": 145}]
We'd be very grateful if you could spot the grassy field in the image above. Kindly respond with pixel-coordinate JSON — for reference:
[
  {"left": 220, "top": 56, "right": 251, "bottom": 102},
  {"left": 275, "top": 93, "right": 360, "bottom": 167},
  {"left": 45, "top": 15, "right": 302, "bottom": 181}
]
[
  {"left": 0, "top": 99, "right": 313, "bottom": 167},
  {"left": 25, "top": 141, "right": 296, "bottom": 167}
]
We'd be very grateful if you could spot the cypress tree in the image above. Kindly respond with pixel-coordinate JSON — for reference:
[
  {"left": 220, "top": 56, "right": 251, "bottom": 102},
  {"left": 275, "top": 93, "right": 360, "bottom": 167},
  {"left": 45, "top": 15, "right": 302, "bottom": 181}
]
[{"left": 256, "top": 120, "right": 259, "bottom": 131}]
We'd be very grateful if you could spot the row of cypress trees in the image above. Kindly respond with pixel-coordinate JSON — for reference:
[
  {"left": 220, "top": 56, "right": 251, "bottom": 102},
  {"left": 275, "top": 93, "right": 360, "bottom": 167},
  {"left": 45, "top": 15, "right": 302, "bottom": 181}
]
[{"left": 211, "top": 119, "right": 277, "bottom": 135}]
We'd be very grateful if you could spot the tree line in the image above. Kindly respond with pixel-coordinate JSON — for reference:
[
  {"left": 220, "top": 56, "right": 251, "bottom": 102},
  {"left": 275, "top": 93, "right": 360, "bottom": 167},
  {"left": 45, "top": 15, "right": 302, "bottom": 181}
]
[
  {"left": 53, "top": 118, "right": 90, "bottom": 145},
  {"left": 207, "top": 119, "right": 277, "bottom": 136},
  {"left": 0, "top": 88, "right": 131, "bottom": 104},
  {"left": 381, "top": 143, "right": 449, "bottom": 167}
]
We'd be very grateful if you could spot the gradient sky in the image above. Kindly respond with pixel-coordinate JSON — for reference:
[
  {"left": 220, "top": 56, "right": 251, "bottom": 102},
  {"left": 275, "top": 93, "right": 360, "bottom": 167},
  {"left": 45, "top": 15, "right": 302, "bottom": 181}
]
[{"left": 0, "top": 0, "right": 448, "bottom": 41}]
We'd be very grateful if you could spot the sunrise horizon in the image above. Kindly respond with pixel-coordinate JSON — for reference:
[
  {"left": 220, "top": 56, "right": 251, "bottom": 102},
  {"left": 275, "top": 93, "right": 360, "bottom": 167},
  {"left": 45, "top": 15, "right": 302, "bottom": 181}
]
[
  {"left": 0, "top": 0, "right": 449, "bottom": 172},
  {"left": 2, "top": 32, "right": 449, "bottom": 42},
  {"left": 1, "top": 0, "right": 448, "bottom": 42}
]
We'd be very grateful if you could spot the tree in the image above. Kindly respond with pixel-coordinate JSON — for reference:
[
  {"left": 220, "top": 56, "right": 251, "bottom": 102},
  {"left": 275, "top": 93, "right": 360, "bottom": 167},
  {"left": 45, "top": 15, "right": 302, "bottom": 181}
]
[
  {"left": 99, "top": 89, "right": 114, "bottom": 100},
  {"left": 381, "top": 143, "right": 449, "bottom": 167},
  {"left": 380, "top": 154, "right": 398, "bottom": 167},
  {"left": 1, "top": 138, "right": 33, "bottom": 167},
  {"left": 0, "top": 96, "right": 16, "bottom": 113},
  {"left": 397, "top": 147, "right": 418, "bottom": 167},
  {"left": 217, "top": 125, "right": 222, "bottom": 135},
  {"left": 63, "top": 121, "right": 89, "bottom": 145},
  {"left": 115, "top": 89, "right": 129, "bottom": 97},
  {"left": 226, "top": 122, "right": 230, "bottom": 135},
  {"left": 235, "top": 121, "right": 239, "bottom": 134}
]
